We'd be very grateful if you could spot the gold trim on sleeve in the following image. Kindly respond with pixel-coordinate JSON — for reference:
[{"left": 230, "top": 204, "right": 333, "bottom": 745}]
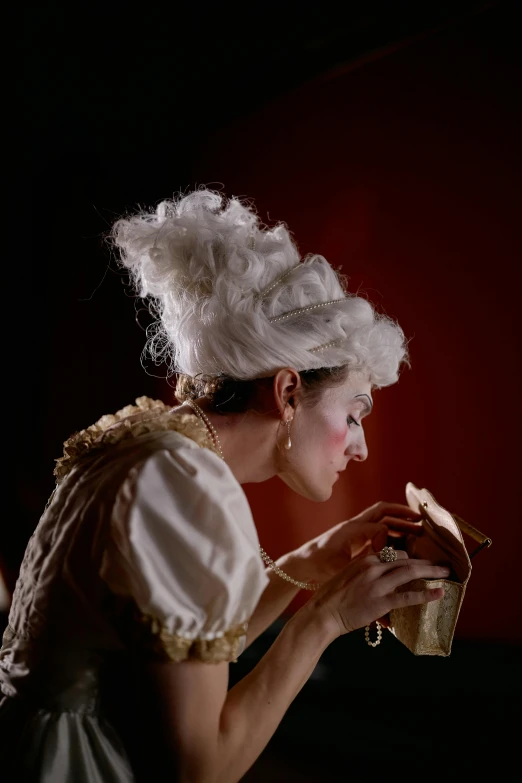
[{"left": 140, "top": 614, "right": 249, "bottom": 664}]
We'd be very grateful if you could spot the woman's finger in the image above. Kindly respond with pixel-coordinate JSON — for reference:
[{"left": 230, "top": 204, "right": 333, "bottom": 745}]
[
  {"left": 369, "top": 525, "right": 388, "bottom": 553},
  {"left": 343, "top": 522, "right": 388, "bottom": 552},
  {"left": 383, "top": 561, "right": 450, "bottom": 591},
  {"left": 371, "top": 503, "right": 423, "bottom": 521},
  {"left": 390, "top": 584, "right": 445, "bottom": 609},
  {"left": 378, "top": 516, "right": 424, "bottom": 535},
  {"left": 384, "top": 557, "right": 442, "bottom": 568},
  {"left": 406, "top": 533, "right": 418, "bottom": 556}
]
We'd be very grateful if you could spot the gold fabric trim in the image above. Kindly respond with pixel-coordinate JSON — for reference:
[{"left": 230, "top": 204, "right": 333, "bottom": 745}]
[
  {"left": 139, "top": 614, "right": 248, "bottom": 664},
  {"left": 54, "top": 396, "right": 219, "bottom": 483}
]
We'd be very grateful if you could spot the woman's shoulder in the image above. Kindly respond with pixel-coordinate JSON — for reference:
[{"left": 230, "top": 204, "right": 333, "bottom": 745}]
[{"left": 53, "top": 396, "right": 219, "bottom": 485}]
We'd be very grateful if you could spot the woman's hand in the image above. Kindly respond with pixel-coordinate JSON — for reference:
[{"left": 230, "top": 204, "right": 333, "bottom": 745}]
[
  {"left": 288, "top": 501, "right": 423, "bottom": 584},
  {"left": 306, "top": 550, "right": 449, "bottom": 638}
]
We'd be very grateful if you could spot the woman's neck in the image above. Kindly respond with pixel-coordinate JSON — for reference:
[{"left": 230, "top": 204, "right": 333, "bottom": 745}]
[{"left": 178, "top": 399, "right": 278, "bottom": 485}]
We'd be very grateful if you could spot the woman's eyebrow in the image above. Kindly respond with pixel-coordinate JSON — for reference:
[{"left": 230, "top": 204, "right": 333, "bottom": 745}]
[{"left": 353, "top": 393, "right": 373, "bottom": 413}]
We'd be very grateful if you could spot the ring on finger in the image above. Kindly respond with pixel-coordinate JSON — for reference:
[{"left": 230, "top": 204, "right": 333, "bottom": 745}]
[{"left": 379, "top": 546, "right": 398, "bottom": 563}]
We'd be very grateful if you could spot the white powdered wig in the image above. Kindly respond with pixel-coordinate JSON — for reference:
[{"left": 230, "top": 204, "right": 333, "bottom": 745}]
[{"left": 112, "top": 189, "right": 408, "bottom": 387}]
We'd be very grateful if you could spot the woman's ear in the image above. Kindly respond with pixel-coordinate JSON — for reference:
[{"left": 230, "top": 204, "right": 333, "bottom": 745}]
[{"left": 272, "top": 368, "right": 302, "bottom": 416}]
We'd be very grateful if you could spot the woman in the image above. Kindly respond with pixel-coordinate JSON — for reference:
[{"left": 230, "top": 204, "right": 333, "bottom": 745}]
[{"left": 0, "top": 190, "right": 449, "bottom": 782}]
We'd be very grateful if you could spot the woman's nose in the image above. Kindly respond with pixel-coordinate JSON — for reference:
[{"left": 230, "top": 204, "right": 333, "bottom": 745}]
[{"left": 350, "top": 432, "right": 368, "bottom": 462}]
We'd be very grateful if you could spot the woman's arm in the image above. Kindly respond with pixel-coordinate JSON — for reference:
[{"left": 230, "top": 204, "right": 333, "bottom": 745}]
[
  {"left": 147, "top": 603, "right": 335, "bottom": 783},
  {"left": 145, "top": 553, "right": 449, "bottom": 783},
  {"left": 244, "top": 551, "right": 305, "bottom": 646}
]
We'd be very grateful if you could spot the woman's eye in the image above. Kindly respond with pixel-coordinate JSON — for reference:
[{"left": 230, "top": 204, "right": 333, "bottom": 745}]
[{"left": 347, "top": 416, "right": 361, "bottom": 427}]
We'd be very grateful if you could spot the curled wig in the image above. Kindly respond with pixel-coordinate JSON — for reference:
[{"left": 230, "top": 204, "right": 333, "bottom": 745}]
[{"left": 112, "top": 189, "right": 408, "bottom": 388}]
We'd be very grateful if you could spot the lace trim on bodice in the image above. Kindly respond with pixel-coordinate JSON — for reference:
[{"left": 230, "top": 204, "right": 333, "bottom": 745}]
[{"left": 54, "top": 396, "right": 219, "bottom": 484}]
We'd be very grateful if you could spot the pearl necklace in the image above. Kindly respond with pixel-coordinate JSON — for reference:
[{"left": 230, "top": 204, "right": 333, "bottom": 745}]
[{"left": 183, "top": 399, "right": 318, "bottom": 592}]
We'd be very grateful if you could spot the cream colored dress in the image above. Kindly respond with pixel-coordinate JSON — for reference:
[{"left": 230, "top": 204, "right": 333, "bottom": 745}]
[{"left": 0, "top": 399, "right": 269, "bottom": 782}]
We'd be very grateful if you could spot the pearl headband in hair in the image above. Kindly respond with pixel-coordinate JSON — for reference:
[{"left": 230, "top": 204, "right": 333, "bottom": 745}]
[
  {"left": 253, "top": 259, "right": 347, "bottom": 349},
  {"left": 253, "top": 262, "right": 302, "bottom": 301}
]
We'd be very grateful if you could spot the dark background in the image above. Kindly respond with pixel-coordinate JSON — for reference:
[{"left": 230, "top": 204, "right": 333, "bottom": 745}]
[{"left": 11, "top": 1, "right": 522, "bottom": 779}]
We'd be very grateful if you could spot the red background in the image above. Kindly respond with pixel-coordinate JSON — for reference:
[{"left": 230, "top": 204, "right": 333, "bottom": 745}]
[{"left": 183, "top": 16, "right": 522, "bottom": 641}]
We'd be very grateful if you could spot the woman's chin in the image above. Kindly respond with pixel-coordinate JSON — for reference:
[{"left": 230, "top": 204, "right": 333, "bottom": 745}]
[
  {"left": 307, "top": 487, "right": 333, "bottom": 502},
  {"left": 279, "top": 469, "right": 334, "bottom": 502},
  {"left": 284, "top": 476, "right": 333, "bottom": 502}
]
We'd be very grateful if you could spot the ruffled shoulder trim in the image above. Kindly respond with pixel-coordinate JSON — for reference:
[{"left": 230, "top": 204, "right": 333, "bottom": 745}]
[{"left": 54, "top": 396, "right": 217, "bottom": 484}]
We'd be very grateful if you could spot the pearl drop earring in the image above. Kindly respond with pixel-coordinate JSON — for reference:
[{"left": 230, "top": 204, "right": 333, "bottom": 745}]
[{"left": 284, "top": 417, "right": 294, "bottom": 450}]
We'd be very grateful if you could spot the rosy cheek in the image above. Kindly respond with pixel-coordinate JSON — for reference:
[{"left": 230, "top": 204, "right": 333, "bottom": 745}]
[{"left": 327, "top": 427, "right": 348, "bottom": 450}]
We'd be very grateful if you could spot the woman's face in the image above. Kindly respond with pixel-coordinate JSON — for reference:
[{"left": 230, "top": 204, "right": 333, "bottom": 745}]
[{"left": 276, "top": 371, "right": 371, "bottom": 502}]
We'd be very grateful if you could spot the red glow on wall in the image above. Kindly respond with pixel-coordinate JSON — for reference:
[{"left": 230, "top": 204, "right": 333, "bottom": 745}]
[{"left": 189, "top": 18, "right": 522, "bottom": 642}]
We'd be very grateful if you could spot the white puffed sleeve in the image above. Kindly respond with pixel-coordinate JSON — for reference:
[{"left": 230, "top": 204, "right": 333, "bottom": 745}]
[{"left": 100, "top": 441, "right": 269, "bottom": 663}]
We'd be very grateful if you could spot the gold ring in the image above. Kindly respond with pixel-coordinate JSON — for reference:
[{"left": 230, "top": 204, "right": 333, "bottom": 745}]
[{"left": 379, "top": 546, "right": 398, "bottom": 563}]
